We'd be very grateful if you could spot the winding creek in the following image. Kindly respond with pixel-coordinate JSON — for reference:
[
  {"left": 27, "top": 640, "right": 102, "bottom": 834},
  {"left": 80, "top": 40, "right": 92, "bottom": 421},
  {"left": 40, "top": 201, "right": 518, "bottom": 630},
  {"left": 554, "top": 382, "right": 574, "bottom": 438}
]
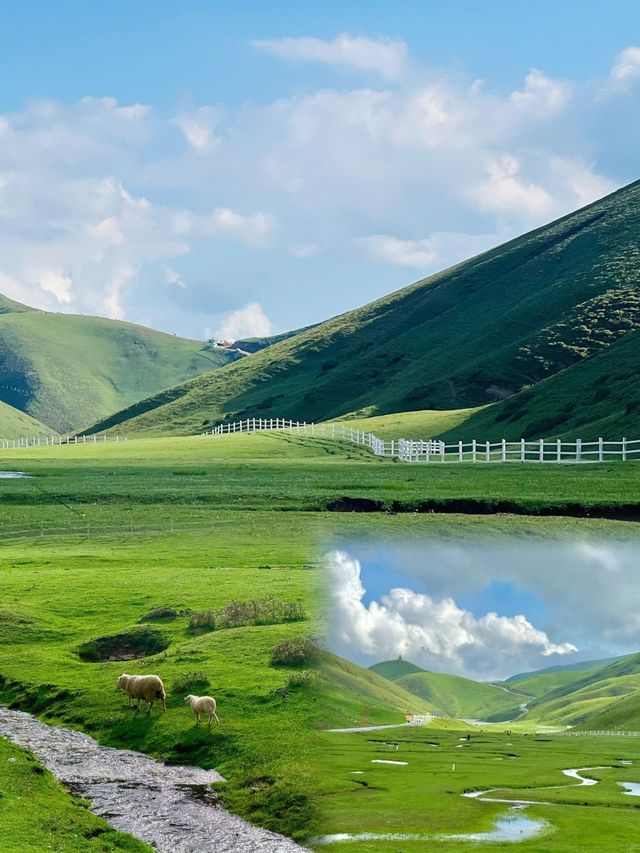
[{"left": 0, "top": 708, "right": 305, "bottom": 852}]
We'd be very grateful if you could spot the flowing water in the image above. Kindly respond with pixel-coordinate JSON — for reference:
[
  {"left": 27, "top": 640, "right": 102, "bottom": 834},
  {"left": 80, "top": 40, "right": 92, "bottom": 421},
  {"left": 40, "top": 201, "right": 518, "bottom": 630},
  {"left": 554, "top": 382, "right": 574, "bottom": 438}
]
[{"left": 0, "top": 707, "right": 305, "bottom": 852}]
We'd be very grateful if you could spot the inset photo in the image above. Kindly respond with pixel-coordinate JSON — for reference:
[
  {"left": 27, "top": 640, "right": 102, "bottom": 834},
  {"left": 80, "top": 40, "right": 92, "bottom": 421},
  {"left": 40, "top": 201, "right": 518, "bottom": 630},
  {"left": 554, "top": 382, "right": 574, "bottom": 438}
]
[{"left": 312, "top": 542, "right": 640, "bottom": 851}]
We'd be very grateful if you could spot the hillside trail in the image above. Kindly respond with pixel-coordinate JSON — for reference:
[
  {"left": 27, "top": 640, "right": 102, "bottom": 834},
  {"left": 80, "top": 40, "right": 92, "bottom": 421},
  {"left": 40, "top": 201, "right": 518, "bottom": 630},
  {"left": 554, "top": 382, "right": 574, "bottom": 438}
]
[{"left": 0, "top": 707, "right": 306, "bottom": 852}]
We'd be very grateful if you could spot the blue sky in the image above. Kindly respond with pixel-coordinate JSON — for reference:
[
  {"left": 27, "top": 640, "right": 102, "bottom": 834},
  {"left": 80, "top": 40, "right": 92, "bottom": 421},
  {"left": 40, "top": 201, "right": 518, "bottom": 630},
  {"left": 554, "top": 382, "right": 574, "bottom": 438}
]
[
  {"left": 1, "top": 2, "right": 640, "bottom": 339},
  {"left": 326, "top": 543, "right": 640, "bottom": 680}
]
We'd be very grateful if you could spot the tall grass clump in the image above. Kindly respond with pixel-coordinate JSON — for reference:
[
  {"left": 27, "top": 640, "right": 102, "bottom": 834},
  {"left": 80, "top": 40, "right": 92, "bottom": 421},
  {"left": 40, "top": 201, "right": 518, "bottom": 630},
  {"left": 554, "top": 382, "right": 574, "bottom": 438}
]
[
  {"left": 270, "top": 637, "right": 320, "bottom": 668},
  {"left": 188, "top": 598, "right": 304, "bottom": 634}
]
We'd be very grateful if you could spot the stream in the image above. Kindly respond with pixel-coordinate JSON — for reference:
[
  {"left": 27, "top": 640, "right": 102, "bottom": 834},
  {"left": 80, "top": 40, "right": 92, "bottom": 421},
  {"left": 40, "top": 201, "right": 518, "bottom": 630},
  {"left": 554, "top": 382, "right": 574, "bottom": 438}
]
[{"left": 0, "top": 707, "right": 305, "bottom": 852}]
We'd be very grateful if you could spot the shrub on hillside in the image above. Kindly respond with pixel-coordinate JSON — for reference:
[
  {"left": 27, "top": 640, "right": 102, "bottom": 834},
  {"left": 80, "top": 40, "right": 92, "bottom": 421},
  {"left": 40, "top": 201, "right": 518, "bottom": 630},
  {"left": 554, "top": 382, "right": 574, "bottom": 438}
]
[
  {"left": 269, "top": 637, "right": 320, "bottom": 668},
  {"left": 188, "top": 611, "right": 216, "bottom": 634},
  {"left": 217, "top": 598, "right": 304, "bottom": 629},
  {"left": 188, "top": 598, "right": 304, "bottom": 634},
  {"left": 139, "top": 606, "right": 178, "bottom": 622}
]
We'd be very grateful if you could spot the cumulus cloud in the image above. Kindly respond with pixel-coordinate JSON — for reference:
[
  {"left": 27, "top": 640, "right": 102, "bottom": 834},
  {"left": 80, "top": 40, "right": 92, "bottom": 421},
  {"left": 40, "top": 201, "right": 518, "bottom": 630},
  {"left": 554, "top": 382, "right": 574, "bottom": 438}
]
[
  {"left": 252, "top": 33, "right": 408, "bottom": 80},
  {"left": 610, "top": 46, "right": 640, "bottom": 83},
  {"left": 173, "top": 107, "right": 219, "bottom": 153},
  {"left": 216, "top": 301, "right": 273, "bottom": 341},
  {"left": 0, "top": 41, "right": 630, "bottom": 336},
  {"left": 325, "top": 551, "right": 577, "bottom": 680}
]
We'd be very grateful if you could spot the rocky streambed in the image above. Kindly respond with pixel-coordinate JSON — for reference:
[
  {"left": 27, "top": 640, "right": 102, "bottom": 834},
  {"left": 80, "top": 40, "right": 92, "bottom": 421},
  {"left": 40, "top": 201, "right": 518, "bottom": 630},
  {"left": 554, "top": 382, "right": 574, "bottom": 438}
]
[{"left": 0, "top": 707, "right": 305, "bottom": 852}]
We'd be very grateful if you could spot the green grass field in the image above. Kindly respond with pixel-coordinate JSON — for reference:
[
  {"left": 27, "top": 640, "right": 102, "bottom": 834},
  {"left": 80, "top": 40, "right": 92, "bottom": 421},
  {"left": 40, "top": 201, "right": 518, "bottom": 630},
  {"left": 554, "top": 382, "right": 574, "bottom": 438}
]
[
  {"left": 2, "top": 430, "right": 640, "bottom": 847},
  {"left": 311, "top": 726, "right": 640, "bottom": 852},
  {"left": 4, "top": 432, "right": 640, "bottom": 527}
]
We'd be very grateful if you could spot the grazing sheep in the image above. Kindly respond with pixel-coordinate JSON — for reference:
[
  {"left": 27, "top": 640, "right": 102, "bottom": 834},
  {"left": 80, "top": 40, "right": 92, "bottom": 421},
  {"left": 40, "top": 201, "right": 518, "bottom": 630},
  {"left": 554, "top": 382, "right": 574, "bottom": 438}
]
[
  {"left": 185, "top": 694, "right": 219, "bottom": 726},
  {"left": 117, "top": 673, "right": 166, "bottom": 714}
]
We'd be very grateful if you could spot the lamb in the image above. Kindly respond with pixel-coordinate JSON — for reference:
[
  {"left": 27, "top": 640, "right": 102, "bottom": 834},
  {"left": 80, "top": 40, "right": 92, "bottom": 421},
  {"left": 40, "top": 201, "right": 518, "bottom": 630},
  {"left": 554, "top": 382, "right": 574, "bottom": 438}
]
[
  {"left": 185, "top": 694, "right": 219, "bottom": 726},
  {"left": 117, "top": 673, "right": 166, "bottom": 714}
]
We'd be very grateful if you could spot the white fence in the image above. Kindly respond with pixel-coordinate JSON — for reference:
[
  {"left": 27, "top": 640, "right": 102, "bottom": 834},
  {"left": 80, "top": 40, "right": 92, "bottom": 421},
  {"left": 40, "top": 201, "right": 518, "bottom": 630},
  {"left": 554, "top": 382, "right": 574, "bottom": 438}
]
[
  {"left": 0, "top": 434, "right": 127, "bottom": 450},
  {"left": 205, "top": 418, "right": 640, "bottom": 464},
  {"left": 548, "top": 730, "right": 640, "bottom": 738}
]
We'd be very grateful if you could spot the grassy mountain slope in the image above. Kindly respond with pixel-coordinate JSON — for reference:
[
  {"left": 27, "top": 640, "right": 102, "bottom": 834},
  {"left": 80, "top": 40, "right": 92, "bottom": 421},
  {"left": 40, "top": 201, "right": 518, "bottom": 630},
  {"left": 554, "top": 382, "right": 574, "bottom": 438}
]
[
  {"left": 89, "top": 180, "right": 640, "bottom": 436},
  {"left": 0, "top": 299, "right": 241, "bottom": 432},
  {"left": 577, "top": 689, "right": 640, "bottom": 730},
  {"left": 369, "top": 658, "right": 426, "bottom": 680},
  {"left": 0, "top": 401, "right": 55, "bottom": 439},
  {"left": 232, "top": 324, "right": 317, "bottom": 353},
  {"left": 395, "top": 670, "right": 523, "bottom": 720},
  {"left": 503, "top": 656, "right": 626, "bottom": 700},
  {"left": 526, "top": 652, "right": 640, "bottom": 726},
  {"left": 436, "top": 328, "right": 640, "bottom": 441},
  {"left": 320, "top": 653, "right": 433, "bottom": 728}
]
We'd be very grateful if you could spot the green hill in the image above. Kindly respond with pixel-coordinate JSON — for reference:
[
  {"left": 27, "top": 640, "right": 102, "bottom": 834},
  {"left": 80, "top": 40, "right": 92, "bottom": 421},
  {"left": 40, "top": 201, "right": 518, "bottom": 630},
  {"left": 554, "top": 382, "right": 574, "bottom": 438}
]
[
  {"left": 525, "top": 652, "right": 640, "bottom": 726},
  {"left": 232, "top": 324, "right": 317, "bottom": 353},
  {"left": 85, "top": 180, "right": 640, "bottom": 436},
  {"left": 502, "top": 656, "right": 626, "bottom": 700},
  {"left": 0, "top": 298, "right": 241, "bottom": 432},
  {"left": 437, "top": 329, "right": 640, "bottom": 442},
  {"left": 395, "top": 670, "right": 523, "bottom": 721},
  {"left": 319, "top": 652, "right": 433, "bottom": 728},
  {"left": 0, "top": 400, "right": 54, "bottom": 440},
  {"left": 576, "top": 689, "right": 640, "bottom": 730},
  {"left": 369, "top": 658, "right": 426, "bottom": 680}
]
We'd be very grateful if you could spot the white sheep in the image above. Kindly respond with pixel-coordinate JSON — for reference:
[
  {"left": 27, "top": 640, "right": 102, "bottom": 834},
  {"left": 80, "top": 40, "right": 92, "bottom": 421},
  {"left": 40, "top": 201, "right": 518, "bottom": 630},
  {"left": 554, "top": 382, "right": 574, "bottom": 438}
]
[
  {"left": 117, "top": 673, "right": 167, "bottom": 714},
  {"left": 185, "top": 694, "right": 219, "bottom": 726}
]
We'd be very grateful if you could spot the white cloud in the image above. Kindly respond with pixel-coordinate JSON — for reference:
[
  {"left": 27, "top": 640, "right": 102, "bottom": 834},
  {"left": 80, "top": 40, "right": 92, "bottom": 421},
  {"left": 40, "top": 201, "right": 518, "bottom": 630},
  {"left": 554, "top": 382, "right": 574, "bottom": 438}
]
[
  {"left": 610, "top": 46, "right": 640, "bottom": 83},
  {"left": 359, "top": 234, "right": 438, "bottom": 268},
  {"left": 326, "top": 551, "right": 576, "bottom": 680},
  {"left": 252, "top": 33, "right": 408, "bottom": 80},
  {"left": 38, "top": 270, "right": 73, "bottom": 304},
  {"left": 173, "top": 108, "right": 219, "bottom": 153},
  {"left": 358, "top": 231, "right": 499, "bottom": 270},
  {"left": 201, "top": 208, "right": 276, "bottom": 247},
  {"left": 472, "top": 155, "right": 554, "bottom": 215},
  {"left": 216, "top": 301, "right": 273, "bottom": 341},
  {"left": 509, "top": 68, "right": 571, "bottom": 116}
]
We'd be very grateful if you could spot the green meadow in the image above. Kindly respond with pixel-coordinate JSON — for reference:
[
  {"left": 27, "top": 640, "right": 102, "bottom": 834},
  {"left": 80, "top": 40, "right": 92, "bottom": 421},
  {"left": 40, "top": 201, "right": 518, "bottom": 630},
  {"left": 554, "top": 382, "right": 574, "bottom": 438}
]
[
  {"left": 312, "top": 725, "right": 640, "bottom": 852},
  {"left": 2, "top": 430, "right": 640, "bottom": 847}
]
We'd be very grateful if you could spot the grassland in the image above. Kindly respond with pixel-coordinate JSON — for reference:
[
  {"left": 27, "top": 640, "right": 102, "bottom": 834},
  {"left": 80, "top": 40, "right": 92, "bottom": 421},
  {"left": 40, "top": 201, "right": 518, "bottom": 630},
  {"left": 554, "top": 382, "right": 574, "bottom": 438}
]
[
  {"left": 2, "top": 431, "right": 640, "bottom": 846},
  {"left": 0, "top": 295, "right": 240, "bottom": 433},
  {"left": 83, "top": 180, "right": 640, "bottom": 437},
  {"left": 5, "top": 432, "right": 640, "bottom": 527},
  {"left": 312, "top": 725, "right": 640, "bottom": 852},
  {"left": 0, "top": 737, "right": 150, "bottom": 852}
]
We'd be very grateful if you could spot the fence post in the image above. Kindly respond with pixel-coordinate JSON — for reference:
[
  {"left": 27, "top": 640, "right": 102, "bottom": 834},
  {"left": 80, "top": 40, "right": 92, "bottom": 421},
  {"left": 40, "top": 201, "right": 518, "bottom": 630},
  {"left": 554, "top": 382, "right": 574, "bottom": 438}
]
[
  {"left": 623, "top": 437, "right": 627, "bottom": 462},
  {"left": 520, "top": 438, "right": 525, "bottom": 462},
  {"left": 598, "top": 436, "right": 603, "bottom": 462},
  {"left": 557, "top": 438, "right": 561, "bottom": 462},
  {"left": 485, "top": 441, "right": 490, "bottom": 462},
  {"left": 539, "top": 438, "right": 544, "bottom": 462},
  {"left": 501, "top": 438, "right": 506, "bottom": 462},
  {"left": 472, "top": 439, "right": 477, "bottom": 463},
  {"left": 458, "top": 441, "right": 463, "bottom": 462},
  {"left": 576, "top": 438, "right": 582, "bottom": 462}
]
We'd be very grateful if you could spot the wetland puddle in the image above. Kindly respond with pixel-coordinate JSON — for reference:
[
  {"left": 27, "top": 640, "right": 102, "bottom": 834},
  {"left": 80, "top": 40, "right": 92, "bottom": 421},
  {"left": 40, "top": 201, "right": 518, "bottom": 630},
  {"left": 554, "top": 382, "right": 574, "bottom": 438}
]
[
  {"left": 0, "top": 471, "right": 30, "bottom": 478},
  {"left": 310, "top": 810, "right": 547, "bottom": 845},
  {"left": 0, "top": 707, "right": 304, "bottom": 852}
]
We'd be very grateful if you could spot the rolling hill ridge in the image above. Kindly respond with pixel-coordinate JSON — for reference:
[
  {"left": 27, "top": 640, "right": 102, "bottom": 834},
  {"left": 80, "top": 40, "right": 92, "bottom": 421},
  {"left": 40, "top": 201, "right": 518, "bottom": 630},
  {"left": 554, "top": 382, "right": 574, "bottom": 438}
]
[
  {"left": 85, "top": 179, "right": 640, "bottom": 437},
  {"left": 0, "top": 298, "right": 242, "bottom": 433}
]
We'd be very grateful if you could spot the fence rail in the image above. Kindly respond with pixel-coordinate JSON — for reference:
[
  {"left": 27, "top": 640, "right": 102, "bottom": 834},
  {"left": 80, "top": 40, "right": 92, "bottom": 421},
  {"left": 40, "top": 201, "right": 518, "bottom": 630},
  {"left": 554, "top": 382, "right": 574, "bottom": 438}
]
[
  {"left": 0, "top": 434, "right": 127, "bottom": 450},
  {"left": 204, "top": 418, "right": 640, "bottom": 464},
  {"left": 547, "top": 730, "right": 640, "bottom": 738}
]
